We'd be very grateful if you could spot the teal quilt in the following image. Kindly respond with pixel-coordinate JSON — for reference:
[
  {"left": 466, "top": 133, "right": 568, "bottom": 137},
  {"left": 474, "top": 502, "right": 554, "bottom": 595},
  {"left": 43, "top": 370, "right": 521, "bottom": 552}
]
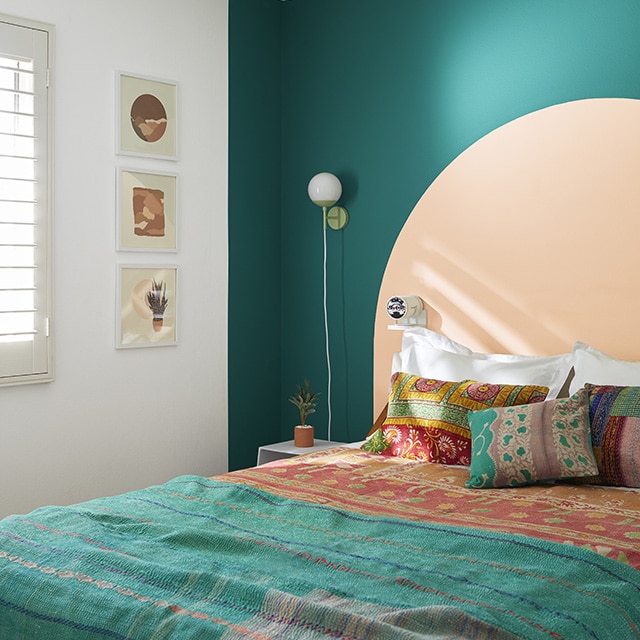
[{"left": 0, "top": 474, "right": 639, "bottom": 639}]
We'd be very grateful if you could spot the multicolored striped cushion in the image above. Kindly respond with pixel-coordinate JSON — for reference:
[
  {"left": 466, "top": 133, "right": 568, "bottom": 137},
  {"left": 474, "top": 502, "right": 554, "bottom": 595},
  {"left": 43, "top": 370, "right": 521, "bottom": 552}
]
[
  {"left": 585, "top": 384, "right": 640, "bottom": 487},
  {"left": 375, "top": 373, "right": 548, "bottom": 465},
  {"left": 466, "top": 388, "right": 598, "bottom": 489}
]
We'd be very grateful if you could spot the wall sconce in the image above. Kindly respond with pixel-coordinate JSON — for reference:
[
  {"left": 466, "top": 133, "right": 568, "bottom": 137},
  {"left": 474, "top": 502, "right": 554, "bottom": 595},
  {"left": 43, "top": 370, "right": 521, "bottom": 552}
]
[
  {"left": 307, "top": 172, "right": 349, "bottom": 230},
  {"left": 386, "top": 295, "right": 427, "bottom": 330},
  {"left": 305, "top": 172, "right": 350, "bottom": 444}
]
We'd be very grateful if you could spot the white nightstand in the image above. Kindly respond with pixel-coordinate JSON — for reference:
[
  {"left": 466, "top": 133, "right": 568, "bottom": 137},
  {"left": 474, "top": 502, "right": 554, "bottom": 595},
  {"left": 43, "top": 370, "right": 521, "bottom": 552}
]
[{"left": 256, "top": 439, "right": 344, "bottom": 466}]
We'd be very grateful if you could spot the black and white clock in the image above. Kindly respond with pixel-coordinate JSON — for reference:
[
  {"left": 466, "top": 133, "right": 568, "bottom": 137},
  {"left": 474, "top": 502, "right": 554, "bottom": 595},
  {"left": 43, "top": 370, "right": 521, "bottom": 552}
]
[{"left": 385, "top": 295, "right": 426, "bottom": 327}]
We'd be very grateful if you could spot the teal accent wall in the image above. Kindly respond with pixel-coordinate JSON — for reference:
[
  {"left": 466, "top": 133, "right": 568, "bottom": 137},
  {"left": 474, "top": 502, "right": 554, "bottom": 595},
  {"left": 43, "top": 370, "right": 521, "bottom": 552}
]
[
  {"left": 228, "top": 0, "right": 283, "bottom": 470},
  {"left": 229, "top": 0, "right": 640, "bottom": 469}
]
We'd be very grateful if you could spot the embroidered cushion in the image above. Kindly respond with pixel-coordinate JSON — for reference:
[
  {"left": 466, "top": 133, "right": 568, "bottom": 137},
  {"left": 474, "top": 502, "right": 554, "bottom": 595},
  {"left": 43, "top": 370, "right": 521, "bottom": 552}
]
[
  {"left": 584, "top": 384, "right": 640, "bottom": 487},
  {"left": 466, "top": 388, "right": 598, "bottom": 489},
  {"left": 375, "top": 373, "right": 548, "bottom": 465}
]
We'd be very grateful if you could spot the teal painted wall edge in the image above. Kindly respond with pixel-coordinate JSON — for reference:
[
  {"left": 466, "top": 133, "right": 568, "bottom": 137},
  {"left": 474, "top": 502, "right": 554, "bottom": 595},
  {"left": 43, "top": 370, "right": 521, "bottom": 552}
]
[
  {"left": 230, "top": 0, "right": 640, "bottom": 469},
  {"left": 228, "top": 0, "right": 283, "bottom": 470}
]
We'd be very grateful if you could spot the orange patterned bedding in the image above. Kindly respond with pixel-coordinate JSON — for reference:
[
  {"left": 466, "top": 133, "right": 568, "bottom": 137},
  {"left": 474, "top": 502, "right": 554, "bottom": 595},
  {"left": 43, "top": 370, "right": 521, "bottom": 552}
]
[{"left": 222, "top": 446, "right": 640, "bottom": 569}]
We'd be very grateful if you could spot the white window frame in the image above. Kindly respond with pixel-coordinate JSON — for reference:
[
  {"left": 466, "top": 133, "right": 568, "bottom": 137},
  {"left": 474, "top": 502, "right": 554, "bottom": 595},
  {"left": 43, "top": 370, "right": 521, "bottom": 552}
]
[{"left": 0, "top": 15, "right": 54, "bottom": 386}]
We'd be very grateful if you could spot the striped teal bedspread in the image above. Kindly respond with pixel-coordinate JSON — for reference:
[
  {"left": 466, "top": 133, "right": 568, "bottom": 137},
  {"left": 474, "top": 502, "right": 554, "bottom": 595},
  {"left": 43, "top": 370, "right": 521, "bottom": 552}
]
[{"left": 1, "top": 474, "right": 639, "bottom": 639}]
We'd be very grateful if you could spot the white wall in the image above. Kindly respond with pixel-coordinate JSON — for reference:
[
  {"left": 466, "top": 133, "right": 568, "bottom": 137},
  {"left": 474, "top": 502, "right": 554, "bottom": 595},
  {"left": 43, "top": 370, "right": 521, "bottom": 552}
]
[{"left": 0, "top": 0, "right": 228, "bottom": 518}]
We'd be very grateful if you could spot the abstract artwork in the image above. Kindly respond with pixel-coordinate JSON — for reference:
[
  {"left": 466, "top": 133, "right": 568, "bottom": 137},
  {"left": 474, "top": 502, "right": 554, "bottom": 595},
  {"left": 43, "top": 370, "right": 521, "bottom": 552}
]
[
  {"left": 117, "top": 73, "right": 177, "bottom": 159},
  {"left": 117, "top": 169, "right": 177, "bottom": 251},
  {"left": 116, "top": 266, "right": 177, "bottom": 348}
]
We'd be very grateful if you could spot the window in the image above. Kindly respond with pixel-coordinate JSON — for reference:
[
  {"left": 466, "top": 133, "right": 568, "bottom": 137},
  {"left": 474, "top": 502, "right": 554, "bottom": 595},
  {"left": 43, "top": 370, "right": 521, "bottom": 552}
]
[{"left": 0, "top": 15, "right": 53, "bottom": 385}]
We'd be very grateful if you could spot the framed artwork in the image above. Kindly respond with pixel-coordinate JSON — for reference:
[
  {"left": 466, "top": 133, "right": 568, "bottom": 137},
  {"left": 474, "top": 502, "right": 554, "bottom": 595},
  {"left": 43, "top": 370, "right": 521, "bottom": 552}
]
[
  {"left": 117, "top": 169, "right": 177, "bottom": 251},
  {"left": 116, "top": 265, "right": 177, "bottom": 349},
  {"left": 117, "top": 72, "right": 177, "bottom": 159}
]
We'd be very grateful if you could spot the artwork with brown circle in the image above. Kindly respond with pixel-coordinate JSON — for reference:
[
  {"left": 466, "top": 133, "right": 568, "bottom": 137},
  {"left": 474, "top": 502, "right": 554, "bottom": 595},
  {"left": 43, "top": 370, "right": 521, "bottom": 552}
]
[
  {"left": 130, "top": 93, "right": 167, "bottom": 143},
  {"left": 118, "top": 73, "right": 177, "bottom": 159}
]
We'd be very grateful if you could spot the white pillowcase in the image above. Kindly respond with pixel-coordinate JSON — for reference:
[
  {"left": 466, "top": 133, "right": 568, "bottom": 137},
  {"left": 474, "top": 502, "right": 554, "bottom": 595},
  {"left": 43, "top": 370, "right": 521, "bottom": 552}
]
[
  {"left": 396, "top": 327, "right": 572, "bottom": 399},
  {"left": 401, "top": 327, "right": 473, "bottom": 356},
  {"left": 569, "top": 341, "right": 640, "bottom": 395}
]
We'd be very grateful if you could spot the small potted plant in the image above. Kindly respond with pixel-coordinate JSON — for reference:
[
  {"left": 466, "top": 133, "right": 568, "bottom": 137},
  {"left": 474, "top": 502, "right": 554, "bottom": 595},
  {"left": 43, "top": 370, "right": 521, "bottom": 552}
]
[{"left": 289, "top": 379, "right": 320, "bottom": 447}]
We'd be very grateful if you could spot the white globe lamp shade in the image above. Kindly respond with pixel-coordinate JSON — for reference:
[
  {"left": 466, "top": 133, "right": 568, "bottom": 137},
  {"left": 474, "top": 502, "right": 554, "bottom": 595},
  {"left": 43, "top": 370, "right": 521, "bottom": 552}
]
[{"left": 308, "top": 172, "right": 342, "bottom": 207}]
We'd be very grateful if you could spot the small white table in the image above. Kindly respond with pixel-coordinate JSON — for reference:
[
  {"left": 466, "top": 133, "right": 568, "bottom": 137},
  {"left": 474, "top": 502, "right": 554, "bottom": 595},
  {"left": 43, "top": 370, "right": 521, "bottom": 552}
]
[{"left": 256, "top": 439, "right": 344, "bottom": 466}]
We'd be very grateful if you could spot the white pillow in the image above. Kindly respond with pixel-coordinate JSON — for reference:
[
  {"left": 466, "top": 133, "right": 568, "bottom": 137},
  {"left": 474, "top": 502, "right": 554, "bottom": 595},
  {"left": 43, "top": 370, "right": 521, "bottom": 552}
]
[
  {"left": 397, "top": 328, "right": 572, "bottom": 399},
  {"left": 391, "top": 351, "right": 402, "bottom": 374},
  {"left": 569, "top": 341, "right": 640, "bottom": 395},
  {"left": 401, "top": 327, "right": 473, "bottom": 355}
]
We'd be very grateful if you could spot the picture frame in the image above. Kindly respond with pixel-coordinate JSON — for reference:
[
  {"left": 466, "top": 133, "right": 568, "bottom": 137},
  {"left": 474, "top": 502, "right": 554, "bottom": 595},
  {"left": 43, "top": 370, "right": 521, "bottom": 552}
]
[
  {"left": 117, "top": 72, "right": 177, "bottom": 160},
  {"left": 117, "top": 168, "right": 177, "bottom": 251},
  {"left": 116, "top": 265, "right": 178, "bottom": 349}
]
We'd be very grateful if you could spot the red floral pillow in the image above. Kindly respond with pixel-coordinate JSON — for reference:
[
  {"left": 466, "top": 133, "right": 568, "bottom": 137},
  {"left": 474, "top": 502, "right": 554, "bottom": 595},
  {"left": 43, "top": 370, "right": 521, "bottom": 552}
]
[{"left": 378, "top": 373, "right": 548, "bottom": 465}]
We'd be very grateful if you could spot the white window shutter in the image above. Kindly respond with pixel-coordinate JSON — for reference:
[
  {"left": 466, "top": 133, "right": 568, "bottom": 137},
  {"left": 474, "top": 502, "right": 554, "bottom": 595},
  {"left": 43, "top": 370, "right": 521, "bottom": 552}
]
[{"left": 0, "top": 17, "right": 53, "bottom": 385}]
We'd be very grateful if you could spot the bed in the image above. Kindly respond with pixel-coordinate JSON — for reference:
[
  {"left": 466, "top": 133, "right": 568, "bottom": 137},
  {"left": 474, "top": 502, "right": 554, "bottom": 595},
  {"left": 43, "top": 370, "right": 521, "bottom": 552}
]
[
  {"left": 1, "top": 445, "right": 639, "bottom": 639},
  {"left": 2, "top": 333, "right": 640, "bottom": 639},
  {"left": 3, "top": 98, "right": 640, "bottom": 638}
]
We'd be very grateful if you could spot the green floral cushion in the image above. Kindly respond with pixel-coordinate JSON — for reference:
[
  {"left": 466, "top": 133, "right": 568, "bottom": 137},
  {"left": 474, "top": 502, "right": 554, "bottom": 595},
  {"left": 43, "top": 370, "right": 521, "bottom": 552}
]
[
  {"left": 361, "top": 428, "right": 391, "bottom": 454},
  {"left": 466, "top": 388, "right": 598, "bottom": 489}
]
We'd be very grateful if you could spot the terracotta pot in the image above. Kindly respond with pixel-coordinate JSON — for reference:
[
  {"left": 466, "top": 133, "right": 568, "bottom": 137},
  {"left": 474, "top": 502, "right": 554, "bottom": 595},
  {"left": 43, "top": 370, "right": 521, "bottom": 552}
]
[{"left": 294, "top": 425, "right": 314, "bottom": 447}]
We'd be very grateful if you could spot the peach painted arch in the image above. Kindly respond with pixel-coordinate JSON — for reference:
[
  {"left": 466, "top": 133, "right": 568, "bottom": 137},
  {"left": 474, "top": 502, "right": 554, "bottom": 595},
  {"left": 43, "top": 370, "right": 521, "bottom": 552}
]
[{"left": 374, "top": 98, "right": 640, "bottom": 415}]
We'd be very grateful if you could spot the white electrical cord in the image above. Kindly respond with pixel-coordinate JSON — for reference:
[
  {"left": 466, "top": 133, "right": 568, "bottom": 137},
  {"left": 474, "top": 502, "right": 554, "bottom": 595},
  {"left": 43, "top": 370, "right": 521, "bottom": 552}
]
[{"left": 323, "top": 207, "right": 332, "bottom": 443}]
